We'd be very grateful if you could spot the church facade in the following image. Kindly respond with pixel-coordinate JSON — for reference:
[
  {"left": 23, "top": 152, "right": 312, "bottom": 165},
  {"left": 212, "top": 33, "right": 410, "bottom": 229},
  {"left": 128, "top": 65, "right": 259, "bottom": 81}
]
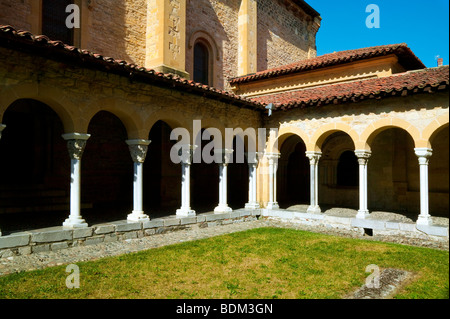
[{"left": 0, "top": 0, "right": 448, "bottom": 250}]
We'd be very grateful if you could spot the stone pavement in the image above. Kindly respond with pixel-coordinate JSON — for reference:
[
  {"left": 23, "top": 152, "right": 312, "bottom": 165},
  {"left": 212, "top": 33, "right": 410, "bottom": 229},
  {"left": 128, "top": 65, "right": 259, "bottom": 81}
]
[{"left": 0, "top": 215, "right": 448, "bottom": 277}]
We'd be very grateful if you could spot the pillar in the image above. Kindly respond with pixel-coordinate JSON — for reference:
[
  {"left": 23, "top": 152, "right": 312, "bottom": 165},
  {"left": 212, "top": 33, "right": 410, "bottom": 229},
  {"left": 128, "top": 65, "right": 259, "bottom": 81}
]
[
  {"left": 305, "top": 151, "right": 322, "bottom": 214},
  {"left": 414, "top": 148, "right": 433, "bottom": 225},
  {"left": 266, "top": 152, "right": 280, "bottom": 209},
  {"left": 126, "top": 139, "right": 151, "bottom": 222},
  {"left": 355, "top": 150, "right": 371, "bottom": 219},
  {"left": 238, "top": 0, "right": 257, "bottom": 76},
  {"left": 146, "top": 0, "right": 189, "bottom": 78},
  {"left": 62, "top": 133, "right": 90, "bottom": 228},
  {"left": 214, "top": 149, "right": 234, "bottom": 213},
  {"left": 245, "top": 151, "right": 262, "bottom": 209},
  {"left": 176, "top": 144, "right": 196, "bottom": 216}
]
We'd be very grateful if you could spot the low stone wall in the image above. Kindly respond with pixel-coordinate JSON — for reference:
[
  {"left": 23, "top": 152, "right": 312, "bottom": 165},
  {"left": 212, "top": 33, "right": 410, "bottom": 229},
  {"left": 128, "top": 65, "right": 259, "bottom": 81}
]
[
  {"left": 262, "top": 209, "right": 449, "bottom": 241},
  {"left": 0, "top": 210, "right": 260, "bottom": 259}
]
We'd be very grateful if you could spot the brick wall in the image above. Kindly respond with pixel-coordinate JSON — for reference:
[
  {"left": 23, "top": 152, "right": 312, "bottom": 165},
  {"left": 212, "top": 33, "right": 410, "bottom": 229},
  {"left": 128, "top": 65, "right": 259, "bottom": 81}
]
[{"left": 0, "top": 0, "right": 31, "bottom": 31}]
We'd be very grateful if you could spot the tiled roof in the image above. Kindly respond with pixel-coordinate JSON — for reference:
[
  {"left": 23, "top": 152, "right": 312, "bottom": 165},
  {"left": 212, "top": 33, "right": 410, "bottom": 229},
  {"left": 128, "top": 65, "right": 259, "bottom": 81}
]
[
  {"left": 229, "top": 44, "right": 426, "bottom": 85},
  {"left": 0, "top": 25, "right": 264, "bottom": 111},
  {"left": 251, "top": 65, "right": 449, "bottom": 110}
]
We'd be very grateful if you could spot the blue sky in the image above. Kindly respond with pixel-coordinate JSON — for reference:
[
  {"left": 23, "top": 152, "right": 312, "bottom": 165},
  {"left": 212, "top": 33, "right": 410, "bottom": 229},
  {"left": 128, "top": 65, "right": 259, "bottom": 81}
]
[{"left": 306, "top": 0, "right": 449, "bottom": 68}]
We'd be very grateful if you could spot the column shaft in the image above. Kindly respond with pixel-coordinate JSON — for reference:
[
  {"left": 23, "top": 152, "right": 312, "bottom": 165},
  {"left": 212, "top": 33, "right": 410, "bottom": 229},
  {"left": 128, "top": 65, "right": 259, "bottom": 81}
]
[
  {"left": 415, "top": 148, "right": 433, "bottom": 225},
  {"left": 214, "top": 149, "right": 233, "bottom": 213},
  {"left": 62, "top": 133, "right": 90, "bottom": 228},
  {"left": 266, "top": 153, "right": 280, "bottom": 209},
  {"left": 306, "top": 151, "right": 321, "bottom": 214},
  {"left": 127, "top": 140, "right": 151, "bottom": 222},
  {"left": 355, "top": 150, "right": 371, "bottom": 218},
  {"left": 177, "top": 144, "right": 196, "bottom": 216}
]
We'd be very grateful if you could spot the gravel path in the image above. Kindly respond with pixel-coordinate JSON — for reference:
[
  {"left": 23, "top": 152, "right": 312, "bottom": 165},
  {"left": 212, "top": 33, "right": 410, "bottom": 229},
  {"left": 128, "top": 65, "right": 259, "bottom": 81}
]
[{"left": 0, "top": 217, "right": 448, "bottom": 277}]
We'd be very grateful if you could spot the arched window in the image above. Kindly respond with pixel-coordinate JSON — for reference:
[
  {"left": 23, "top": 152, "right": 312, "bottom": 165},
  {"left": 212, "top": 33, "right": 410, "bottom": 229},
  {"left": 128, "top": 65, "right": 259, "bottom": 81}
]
[
  {"left": 337, "top": 150, "right": 359, "bottom": 187},
  {"left": 42, "top": 0, "right": 74, "bottom": 45},
  {"left": 193, "top": 42, "right": 210, "bottom": 85}
]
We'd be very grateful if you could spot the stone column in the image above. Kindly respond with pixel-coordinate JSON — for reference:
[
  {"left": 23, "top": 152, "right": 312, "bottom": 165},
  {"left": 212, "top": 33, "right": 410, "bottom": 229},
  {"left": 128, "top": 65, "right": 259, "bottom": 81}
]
[
  {"left": 266, "top": 152, "right": 280, "bottom": 209},
  {"left": 355, "top": 150, "right": 372, "bottom": 219},
  {"left": 414, "top": 148, "right": 433, "bottom": 225},
  {"left": 0, "top": 124, "right": 4, "bottom": 235},
  {"left": 213, "top": 149, "right": 234, "bottom": 213},
  {"left": 245, "top": 151, "right": 262, "bottom": 209},
  {"left": 126, "top": 139, "right": 151, "bottom": 222},
  {"left": 176, "top": 144, "right": 196, "bottom": 216},
  {"left": 305, "top": 151, "right": 322, "bottom": 214},
  {"left": 62, "top": 133, "right": 90, "bottom": 228}
]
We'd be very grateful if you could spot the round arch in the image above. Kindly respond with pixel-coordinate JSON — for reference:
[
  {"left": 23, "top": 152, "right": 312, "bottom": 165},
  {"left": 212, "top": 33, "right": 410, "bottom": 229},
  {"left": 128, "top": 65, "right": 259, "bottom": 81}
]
[
  {"left": 269, "top": 126, "right": 310, "bottom": 153},
  {"left": 422, "top": 113, "right": 450, "bottom": 148},
  {"left": 83, "top": 98, "right": 144, "bottom": 140},
  {"left": 310, "top": 123, "right": 358, "bottom": 152},
  {"left": 0, "top": 83, "right": 76, "bottom": 133},
  {"left": 359, "top": 118, "right": 421, "bottom": 151}
]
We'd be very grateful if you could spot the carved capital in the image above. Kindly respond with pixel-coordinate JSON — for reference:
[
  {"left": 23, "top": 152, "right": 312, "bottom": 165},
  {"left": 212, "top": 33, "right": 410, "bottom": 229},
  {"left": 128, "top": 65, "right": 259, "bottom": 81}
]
[
  {"left": 66, "top": 139, "right": 88, "bottom": 160},
  {"left": 354, "top": 150, "right": 372, "bottom": 165},
  {"left": 414, "top": 148, "right": 433, "bottom": 165},
  {"left": 62, "top": 133, "right": 90, "bottom": 160},
  {"left": 305, "top": 151, "right": 322, "bottom": 165},
  {"left": 126, "top": 139, "right": 151, "bottom": 163},
  {"left": 245, "top": 151, "right": 263, "bottom": 166},
  {"left": 214, "top": 148, "right": 234, "bottom": 165},
  {"left": 178, "top": 144, "right": 197, "bottom": 165}
]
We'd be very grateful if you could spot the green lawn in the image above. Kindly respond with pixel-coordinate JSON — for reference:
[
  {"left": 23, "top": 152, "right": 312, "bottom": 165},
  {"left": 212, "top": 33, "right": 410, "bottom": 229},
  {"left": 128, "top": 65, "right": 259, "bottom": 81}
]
[{"left": 0, "top": 227, "right": 448, "bottom": 299}]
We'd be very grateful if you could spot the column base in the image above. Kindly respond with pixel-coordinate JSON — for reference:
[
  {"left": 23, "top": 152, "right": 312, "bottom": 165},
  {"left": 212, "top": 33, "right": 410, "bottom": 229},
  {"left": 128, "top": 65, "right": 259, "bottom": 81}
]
[
  {"left": 245, "top": 202, "right": 260, "bottom": 210},
  {"left": 356, "top": 210, "right": 370, "bottom": 219},
  {"left": 127, "top": 211, "right": 150, "bottom": 222},
  {"left": 214, "top": 205, "right": 232, "bottom": 214},
  {"left": 416, "top": 214, "right": 432, "bottom": 226},
  {"left": 63, "top": 217, "right": 88, "bottom": 228},
  {"left": 266, "top": 202, "right": 279, "bottom": 210},
  {"left": 307, "top": 205, "right": 322, "bottom": 214},
  {"left": 176, "top": 208, "right": 196, "bottom": 217}
]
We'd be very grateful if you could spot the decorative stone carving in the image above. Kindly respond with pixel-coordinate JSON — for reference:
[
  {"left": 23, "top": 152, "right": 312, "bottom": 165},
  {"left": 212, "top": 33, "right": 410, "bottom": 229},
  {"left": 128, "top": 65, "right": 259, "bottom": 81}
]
[
  {"left": 66, "top": 139, "right": 88, "bottom": 160},
  {"left": 126, "top": 140, "right": 151, "bottom": 163}
]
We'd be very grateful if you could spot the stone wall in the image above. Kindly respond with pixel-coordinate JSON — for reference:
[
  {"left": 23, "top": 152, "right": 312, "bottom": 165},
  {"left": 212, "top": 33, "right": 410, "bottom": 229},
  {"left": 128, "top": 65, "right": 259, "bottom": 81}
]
[{"left": 0, "top": 211, "right": 260, "bottom": 259}]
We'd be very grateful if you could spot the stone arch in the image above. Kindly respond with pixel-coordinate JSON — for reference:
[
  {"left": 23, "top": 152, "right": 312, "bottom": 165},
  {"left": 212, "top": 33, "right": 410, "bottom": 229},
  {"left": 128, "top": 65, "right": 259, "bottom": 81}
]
[
  {"left": 0, "top": 83, "right": 76, "bottom": 133},
  {"left": 422, "top": 113, "right": 450, "bottom": 148},
  {"left": 359, "top": 118, "right": 421, "bottom": 151},
  {"left": 145, "top": 109, "right": 192, "bottom": 136},
  {"left": 269, "top": 126, "right": 310, "bottom": 153},
  {"left": 311, "top": 123, "right": 358, "bottom": 152},
  {"left": 83, "top": 98, "right": 143, "bottom": 140},
  {"left": 188, "top": 29, "right": 220, "bottom": 87}
]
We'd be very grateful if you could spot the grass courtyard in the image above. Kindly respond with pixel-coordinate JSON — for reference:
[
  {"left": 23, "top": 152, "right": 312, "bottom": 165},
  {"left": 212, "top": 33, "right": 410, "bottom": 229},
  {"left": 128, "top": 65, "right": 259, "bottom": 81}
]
[{"left": 0, "top": 227, "right": 448, "bottom": 299}]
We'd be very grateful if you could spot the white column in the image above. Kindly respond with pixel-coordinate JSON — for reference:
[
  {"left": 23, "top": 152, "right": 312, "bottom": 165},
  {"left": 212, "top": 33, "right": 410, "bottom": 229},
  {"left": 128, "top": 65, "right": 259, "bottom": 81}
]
[
  {"left": 305, "top": 151, "right": 322, "bottom": 214},
  {"left": 0, "top": 124, "right": 4, "bottom": 236},
  {"left": 355, "top": 150, "right": 371, "bottom": 219},
  {"left": 415, "top": 148, "right": 433, "bottom": 225},
  {"left": 176, "top": 144, "right": 196, "bottom": 216},
  {"left": 245, "top": 152, "right": 262, "bottom": 209},
  {"left": 62, "top": 133, "right": 90, "bottom": 228},
  {"left": 126, "top": 139, "right": 151, "bottom": 222},
  {"left": 266, "top": 152, "right": 280, "bottom": 209},
  {"left": 214, "top": 149, "right": 233, "bottom": 213}
]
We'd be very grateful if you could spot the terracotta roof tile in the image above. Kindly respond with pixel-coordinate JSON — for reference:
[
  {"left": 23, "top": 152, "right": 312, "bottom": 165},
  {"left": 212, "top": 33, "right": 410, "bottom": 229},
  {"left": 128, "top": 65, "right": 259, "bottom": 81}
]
[
  {"left": 230, "top": 44, "right": 426, "bottom": 84},
  {"left": 251, "top": 66, "right": 449, "bottom": 110},
  {"left": 0, "top": 25, "right": 264, "bottom": 111}
]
